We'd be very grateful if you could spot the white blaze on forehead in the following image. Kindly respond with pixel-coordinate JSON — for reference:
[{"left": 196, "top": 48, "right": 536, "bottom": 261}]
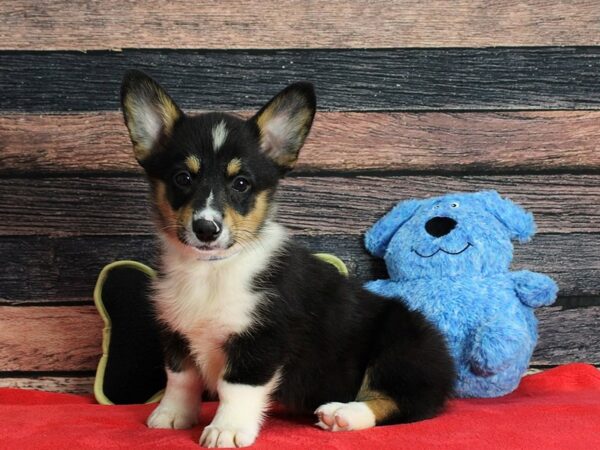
[{"left": 212, "top": 120, "right": 229, "bottom": 152}]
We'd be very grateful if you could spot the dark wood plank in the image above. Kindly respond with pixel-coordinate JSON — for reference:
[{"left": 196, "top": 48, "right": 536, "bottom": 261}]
[
  {"left": 2, "top": 1, "right": 599, "bottom": 50},
  {"left": 0, "top": 306, "right": 102, "bottom": 371},
  {"left": 3, "top": 48, "right": 600, "bottom": 112},
  {"left": 0, "top": 376, "right": 94, "bottom": 395},
  {"left": 1, "top": 234, "right": 598, "bottom": 302},
  {"left": 0, "top": 237, "right": 59, "bottom": 301},
  {"left": 0, "top": 175, "right": 598, "bottom": 236},
  {"left": 0, "top": 236, "right": 159, "bottom": 303},
  {"left": 534, "top": 306, "right": 600, "bottom": 365},
  {"left": 3, "top": 111, "right": 600, "bottom": 175},
  {"left": 280, "top": 176, "right": 600, "bottom": 235},
  {"left": 0, "top": 305, "right": 596, "bottom": 371}
]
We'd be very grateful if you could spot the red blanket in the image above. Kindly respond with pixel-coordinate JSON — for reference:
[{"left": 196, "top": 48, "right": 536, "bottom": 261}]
[{"left": 1, "top": 364, "right": 599, "bottom": 449}]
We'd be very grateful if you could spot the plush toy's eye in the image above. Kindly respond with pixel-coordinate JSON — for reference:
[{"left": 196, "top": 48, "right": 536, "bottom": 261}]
[
  {"left": 173, "top": 170, "right": 193, "bottom": 188},
  {"left": 433, "top": 205, "right": 440, "bottom": 210},
  {"left": 451, "top": 202, "right": 460, "bottom": 208}
]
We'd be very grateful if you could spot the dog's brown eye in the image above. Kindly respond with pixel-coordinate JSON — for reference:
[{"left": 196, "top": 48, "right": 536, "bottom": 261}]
[
  {"left": 232, "top": 176, "right": 250, "bottom": 193},
  {"left": 173, "top": 170, "right": 192, "bottom": 188}
]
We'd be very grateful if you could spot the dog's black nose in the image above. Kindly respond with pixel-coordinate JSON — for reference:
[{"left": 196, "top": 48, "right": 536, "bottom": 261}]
[
  {"left": 193, "top": 219, "right": 222, "bottom": 242},
  {"left": 425, "top": 217, "right": 457, "bottom": 238}
]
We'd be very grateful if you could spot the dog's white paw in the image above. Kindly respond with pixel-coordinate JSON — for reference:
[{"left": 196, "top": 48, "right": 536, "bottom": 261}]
[
  {"left": 200, "top": 424, "right": 258, "bottom": 448},
  {"left": 315, "top": 401, "right": 376, "bottom": 432},
  {"left": 147, "top": 403, "right": 198, "bottom": 430}
]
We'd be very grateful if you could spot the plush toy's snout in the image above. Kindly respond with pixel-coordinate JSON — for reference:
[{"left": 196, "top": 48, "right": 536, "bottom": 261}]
[{"left": 425, "top": 216, "right": 457, "bottom": 238}]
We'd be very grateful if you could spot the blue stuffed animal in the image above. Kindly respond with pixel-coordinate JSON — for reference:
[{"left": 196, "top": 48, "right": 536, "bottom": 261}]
[{"left": 364, "top": 191, "right": 558, "bottom": 398}]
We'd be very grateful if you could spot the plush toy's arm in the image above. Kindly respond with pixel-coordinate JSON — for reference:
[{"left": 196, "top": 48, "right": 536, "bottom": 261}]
[
  {"left": 470, "top": 318, "right": 534, "bottom": 376},
  {"left": 510, "top": 270, "right": 558, "bottom": 308},
  {"left": 364, "top": 279, "right": 407, "bottom": 299}
]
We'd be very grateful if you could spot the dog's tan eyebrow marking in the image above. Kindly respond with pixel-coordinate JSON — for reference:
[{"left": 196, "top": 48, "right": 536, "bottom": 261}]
[
  {"left": 212, "top": 120, "right": 228, "bottom": 152},
  {"left": 226, "top": 158, "right": 242, "bottom": 177},
  {"left": 185, "top": 155, "right": 201, "bottom": 174}
]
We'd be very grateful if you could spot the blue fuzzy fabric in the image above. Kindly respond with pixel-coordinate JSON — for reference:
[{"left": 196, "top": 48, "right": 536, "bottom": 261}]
[{"left": 364, "top": 191, "right": 558, "bottom": 398}]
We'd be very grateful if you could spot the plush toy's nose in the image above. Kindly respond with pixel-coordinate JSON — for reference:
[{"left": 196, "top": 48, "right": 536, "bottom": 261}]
[{"left": 425, "top": 217, "right": 457, "bottom": 238}]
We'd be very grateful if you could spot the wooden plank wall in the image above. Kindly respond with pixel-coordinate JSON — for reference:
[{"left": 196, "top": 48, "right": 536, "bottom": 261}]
[{"left": 0, "top": 1, "right": 599, "bottom": 394}]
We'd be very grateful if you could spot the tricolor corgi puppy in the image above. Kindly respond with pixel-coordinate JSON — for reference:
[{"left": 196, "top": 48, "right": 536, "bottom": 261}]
[{"left": 120, "top": 70, "right": 455, "bottom": 448}]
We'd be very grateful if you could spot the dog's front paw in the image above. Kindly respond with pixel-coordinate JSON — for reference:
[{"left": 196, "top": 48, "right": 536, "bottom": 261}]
[
  {"left": 147, "top": 403, "right": 198, "bottom": 430},
  {"left": 199, "top": 424, "right": 258, "bottom": 448}
]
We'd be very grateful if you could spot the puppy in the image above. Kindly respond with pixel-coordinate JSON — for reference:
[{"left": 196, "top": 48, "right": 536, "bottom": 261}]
[{"left": 120, "top": 70, "right": 455, "bottom": 448}]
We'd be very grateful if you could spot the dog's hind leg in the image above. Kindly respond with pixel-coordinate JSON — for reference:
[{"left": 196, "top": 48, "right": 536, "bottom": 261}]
[{"left": 316, "top": 301, "right": 455, "bottom": 431}]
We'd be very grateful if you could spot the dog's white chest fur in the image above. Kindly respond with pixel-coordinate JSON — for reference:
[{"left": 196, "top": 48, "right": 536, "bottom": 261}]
[{"left": 153, "top": 222, "right": 286, "bottom": 391}]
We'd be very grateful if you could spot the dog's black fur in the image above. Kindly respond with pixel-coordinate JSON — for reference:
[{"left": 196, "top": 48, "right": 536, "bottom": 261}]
[{"left": 242, "top": 243, "right": 453, "bottom": 422}]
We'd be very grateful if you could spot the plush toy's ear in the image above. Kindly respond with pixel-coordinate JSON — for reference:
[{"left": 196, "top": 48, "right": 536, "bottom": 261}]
[
  {"left": 365, "top": 199, "right": 421, "bottom": 258},
  {"left": 476, "top": 191, "right": 535, "bottom": 243},
  {"left": 121, "top": 70, "right": 183, "bottom": 164},
  {"left": 250, "top": 82, "right": 316, "bottom": 172}
]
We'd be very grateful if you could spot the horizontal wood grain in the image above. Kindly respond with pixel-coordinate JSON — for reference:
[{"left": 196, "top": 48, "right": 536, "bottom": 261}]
[
  {"left": 533, "top": 306, "right": 600, "bottom": 365},
  {"left": 1, "top": 305, "right": 597, "bottom": 371},
  {"left": 0, "top": 376, "right": 94, "bottom": 395},
  {"left": 278, "top": 175, "right": 600, "bottom": 235},
  {"left": 0, "top": 236, "right": 159, "bottom": 303},
  {"left": 0, "top": 307, "right": 102, "bottom": 371},
  {"left": 1, "top": 233, "right": 599, "bottom": 302},
  {"left": 1, "top": 369, "right": 584, "bottom": 395},
  {"left": 2, "top": 1, "right": 599, "bottom": 50},
  {"left": 3, "top": 48, "right": 600, "bottom": 112},
  {"left": 0, "top": 175, "right": 598, "bottom": 236},
  {"left": 2, "top": 111, "right": 600, "bottom": 175},
  {"left": 0, "top": 369, "right": 583, "bottom": 395}
]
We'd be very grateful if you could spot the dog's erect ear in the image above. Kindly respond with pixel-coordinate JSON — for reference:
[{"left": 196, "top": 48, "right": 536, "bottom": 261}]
[
  {"left": 250, "top": 82, "right": 316, "bottom": 171},
  {"left": 365, "top": 199, "right": 421, "bottom": 258},
  {"left": 476, "top": 191, "right": 535, "bottom": 243},
  {"left": 121, "top": 70, "right": 183, "bottom": 163}
]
